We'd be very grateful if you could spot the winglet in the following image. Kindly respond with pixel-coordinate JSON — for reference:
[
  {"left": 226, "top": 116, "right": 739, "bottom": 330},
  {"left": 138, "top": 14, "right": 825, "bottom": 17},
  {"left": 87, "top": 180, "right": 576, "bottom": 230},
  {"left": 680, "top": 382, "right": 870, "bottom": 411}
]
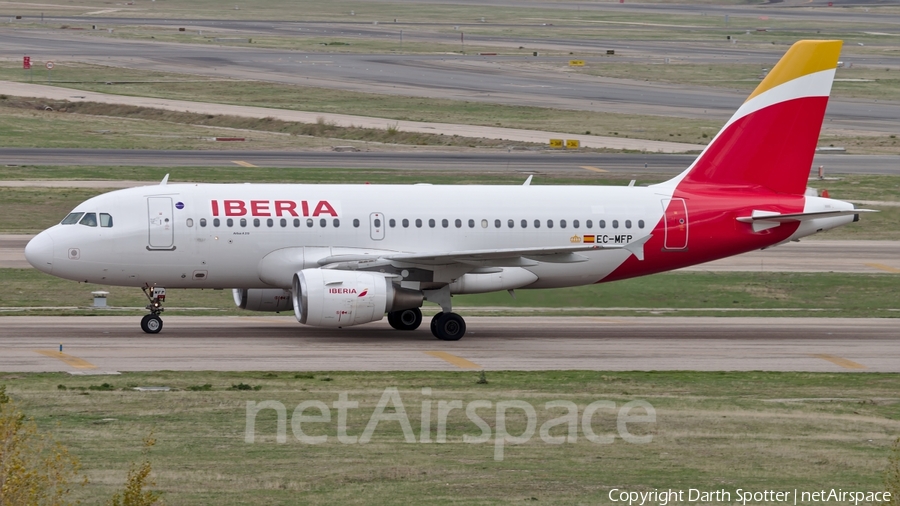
[
  {"left": 523, "top": 175, "right": 533, "bottom": 186},
  {"left": 160, "top": 174, "right": 170, "bottom": 186}
]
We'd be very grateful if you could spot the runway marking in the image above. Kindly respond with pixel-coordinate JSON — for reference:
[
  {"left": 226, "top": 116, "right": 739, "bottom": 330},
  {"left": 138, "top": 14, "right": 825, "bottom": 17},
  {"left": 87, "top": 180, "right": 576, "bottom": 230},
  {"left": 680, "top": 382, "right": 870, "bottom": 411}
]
[
  {"left": 232, "top": 160, "right": 257, "bottom": 168},
  {"left": 424, "top": 351, "right": 481, "bottom": 369},
  {"left": 34, "top": 350, "right": 97, "bottom": 369},
  {"left": 580, "top": 165, "right": 608, "bottom": 173},
  {"left": 812, "top": 354, "right": 866, "bottom": 370},
  {"left": 865, "top": 263, "right": 900, "bottom": 274}
]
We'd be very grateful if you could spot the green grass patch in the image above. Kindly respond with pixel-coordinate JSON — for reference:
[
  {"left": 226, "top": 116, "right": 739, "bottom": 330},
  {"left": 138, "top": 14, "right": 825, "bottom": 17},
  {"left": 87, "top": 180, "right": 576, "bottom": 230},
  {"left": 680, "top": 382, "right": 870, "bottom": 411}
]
[
  {"left": 2, "top": 269, "right": 898, "bottom": 318},
  {"left": 0, "top": 370, "right": 897, "bottom": 504}
]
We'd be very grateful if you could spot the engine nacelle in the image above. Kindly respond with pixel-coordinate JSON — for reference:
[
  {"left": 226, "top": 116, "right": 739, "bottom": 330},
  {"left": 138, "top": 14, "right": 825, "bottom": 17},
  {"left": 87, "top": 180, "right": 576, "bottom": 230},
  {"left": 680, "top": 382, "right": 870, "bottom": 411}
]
[
  {"left": 292, "top": 269, "right": 423, "bottom": 328},
  {"left": 233, "top": 288, "right": 293, "bottom": 312}
]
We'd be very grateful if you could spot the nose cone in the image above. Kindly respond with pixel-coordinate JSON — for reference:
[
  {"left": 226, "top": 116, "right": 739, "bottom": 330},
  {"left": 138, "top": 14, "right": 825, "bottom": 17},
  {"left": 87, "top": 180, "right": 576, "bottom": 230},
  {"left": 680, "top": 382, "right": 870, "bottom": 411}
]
[{"left": 25, "top": 232, "right": 54, "bottom": 274}]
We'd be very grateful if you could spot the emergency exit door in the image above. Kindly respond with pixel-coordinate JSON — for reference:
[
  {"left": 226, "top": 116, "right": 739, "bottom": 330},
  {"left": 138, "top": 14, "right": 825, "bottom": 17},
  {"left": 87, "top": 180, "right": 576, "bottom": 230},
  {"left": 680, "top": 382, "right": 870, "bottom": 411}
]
[
  {"left": 370, "top": 212, "right": 385, "bottom": 241},
  {"left": 148, "top": 197, "right": 174, "bottom": 249},
  {"left": 662, "top": 198, "right": 688, "bottom": 250}
]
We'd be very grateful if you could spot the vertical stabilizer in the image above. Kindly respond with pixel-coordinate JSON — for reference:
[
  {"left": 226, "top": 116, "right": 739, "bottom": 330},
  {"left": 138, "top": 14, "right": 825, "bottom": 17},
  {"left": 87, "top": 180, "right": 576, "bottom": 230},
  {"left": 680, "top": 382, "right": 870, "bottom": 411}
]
[{"left": 670, "top": 40, "right": 842, "bottom": 195}]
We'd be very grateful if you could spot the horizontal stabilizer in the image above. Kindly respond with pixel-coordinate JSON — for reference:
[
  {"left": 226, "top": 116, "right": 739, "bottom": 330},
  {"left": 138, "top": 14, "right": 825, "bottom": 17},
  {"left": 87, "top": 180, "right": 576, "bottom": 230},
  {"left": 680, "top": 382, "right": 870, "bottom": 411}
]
[{"left": 737, "top": 209, "right": 877, "bottom": 223}]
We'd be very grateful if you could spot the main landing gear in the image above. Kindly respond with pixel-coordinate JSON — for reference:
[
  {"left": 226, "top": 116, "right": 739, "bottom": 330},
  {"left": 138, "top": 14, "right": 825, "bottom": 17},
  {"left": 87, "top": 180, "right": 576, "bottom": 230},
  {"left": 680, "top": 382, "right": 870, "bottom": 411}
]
[
  {"left": 140, "top": 285, "right": 166, "bottom": 334},
  {"left": 387, "top": 308, "right": 423, "bottom": 331},
  {"left": 431, "top": 312, "right": 466, "bottom": 341}
]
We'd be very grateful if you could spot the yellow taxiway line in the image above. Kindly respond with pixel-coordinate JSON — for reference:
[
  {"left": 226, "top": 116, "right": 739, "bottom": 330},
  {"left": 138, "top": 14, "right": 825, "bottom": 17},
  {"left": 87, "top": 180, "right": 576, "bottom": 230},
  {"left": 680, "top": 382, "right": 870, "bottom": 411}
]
[
  {"left": 580, "top": 165, "right": 608, "bottom": 173},
  {"left": 811, "top": 354, "right": 866, "bottom": 370},
  {"left": 232, "top": 160, "right": 257, "bottom": 168},
  {"left": 424, "top": 351, "right": 481, "bottom": 369},
  {"left": 865, "top": 263, "right": 900, "bottom": 274},
  {"left": 34, "top": 350, "right": 97, "bottom": 369}
]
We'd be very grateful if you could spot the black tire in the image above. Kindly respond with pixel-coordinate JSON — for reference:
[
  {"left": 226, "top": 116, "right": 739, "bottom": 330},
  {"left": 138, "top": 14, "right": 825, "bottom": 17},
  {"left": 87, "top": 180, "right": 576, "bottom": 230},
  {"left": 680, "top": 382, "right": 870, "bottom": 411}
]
[
  {"left": 431, "top": 312, "right": 444, "bottom": 337},
  {"left": 388, "top": 308, "right": 422, "bottom": 331},
  {"left": 142, "top": 314, "right": 163, "bottom": 334},
  {"left": 433, "top": 312, "right": 466, "bottom": 341}
]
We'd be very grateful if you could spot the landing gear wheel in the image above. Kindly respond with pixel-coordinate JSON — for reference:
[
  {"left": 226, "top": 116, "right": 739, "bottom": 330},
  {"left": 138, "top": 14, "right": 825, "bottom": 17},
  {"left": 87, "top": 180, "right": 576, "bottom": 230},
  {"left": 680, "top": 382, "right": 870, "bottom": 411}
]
[
  {"left": 431, "top": 312, "right": 466, "bottom": 341},
  {"left": 141, "top": 314, "right": 163, "bottom": 334},
  {"left": 388, "top": 308, "right": 422, "bottom": 331}
]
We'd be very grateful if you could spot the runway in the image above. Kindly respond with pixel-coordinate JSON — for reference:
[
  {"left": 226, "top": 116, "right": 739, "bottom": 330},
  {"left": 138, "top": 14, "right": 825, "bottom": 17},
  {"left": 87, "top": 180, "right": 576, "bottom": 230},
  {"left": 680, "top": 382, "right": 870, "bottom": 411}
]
[
  {"left": 0, "top": 316, "right": 897, "bottom": 373},
  {"left": 2, "top": 30, "right": 899, "bottom": 134},
  {"left": 1, "top": 149, "right": 896, "bottom": 175}
]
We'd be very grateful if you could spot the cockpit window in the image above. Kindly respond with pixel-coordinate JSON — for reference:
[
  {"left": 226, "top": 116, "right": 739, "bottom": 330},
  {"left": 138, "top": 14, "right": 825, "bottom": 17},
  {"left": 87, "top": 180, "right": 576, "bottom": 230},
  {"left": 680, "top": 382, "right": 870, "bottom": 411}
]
[
  {"left": 61, "top": 212, "right": 84, "bottom": 225},
  {"left": 100, "top": 213, "right": 113, "bottom": 228},
  {"left": 79, "top": 213, "right": 98, "bottom": 227}
]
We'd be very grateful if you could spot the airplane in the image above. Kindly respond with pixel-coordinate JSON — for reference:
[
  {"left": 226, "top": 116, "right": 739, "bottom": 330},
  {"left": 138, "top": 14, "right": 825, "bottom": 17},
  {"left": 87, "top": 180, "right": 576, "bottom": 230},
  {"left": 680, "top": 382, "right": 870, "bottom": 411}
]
[{"left": 25, "top": 40, "right": 873, "bottom": 340}]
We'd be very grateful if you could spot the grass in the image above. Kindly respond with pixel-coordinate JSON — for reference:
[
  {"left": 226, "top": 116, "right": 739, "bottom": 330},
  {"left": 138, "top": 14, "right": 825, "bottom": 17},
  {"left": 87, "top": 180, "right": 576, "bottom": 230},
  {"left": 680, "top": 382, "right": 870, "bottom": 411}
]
[
  {"left": 2, "top": 268, "right": 899, "bottom": 318},
  {"left": 0, "top": 370, "right": 898, "bottom": 504}
]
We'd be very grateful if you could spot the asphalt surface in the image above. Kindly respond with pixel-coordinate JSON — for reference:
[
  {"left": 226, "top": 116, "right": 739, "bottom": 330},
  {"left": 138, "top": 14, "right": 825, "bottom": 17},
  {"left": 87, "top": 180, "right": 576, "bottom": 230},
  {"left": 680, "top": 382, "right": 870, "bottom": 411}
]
[
  {"left": 1, "top": 148, "right": 897, "bottom": 175},
  {"left": 2, "top": 30, "right": 900, "bottom": 134},
  {"left": 1, "top": 316, "right": 897, "bottom": 372}
]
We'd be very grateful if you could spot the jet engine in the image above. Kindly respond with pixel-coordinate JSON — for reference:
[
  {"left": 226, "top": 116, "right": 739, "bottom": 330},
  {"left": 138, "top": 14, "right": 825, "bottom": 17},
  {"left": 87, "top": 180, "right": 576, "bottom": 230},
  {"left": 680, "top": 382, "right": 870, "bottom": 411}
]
[
  {"left": 233, "top": 288, "right": 293, "bottom": 312},
  {"left": 292, "top": 269, "right": 423, "bottom": 328}
]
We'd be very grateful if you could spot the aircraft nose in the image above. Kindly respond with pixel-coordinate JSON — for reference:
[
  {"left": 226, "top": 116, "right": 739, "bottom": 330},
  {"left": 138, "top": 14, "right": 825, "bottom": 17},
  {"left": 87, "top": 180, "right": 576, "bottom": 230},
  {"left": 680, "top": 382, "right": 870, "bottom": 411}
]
[{"left": 25, "top": 231, "right": 54, "bottom": 274}]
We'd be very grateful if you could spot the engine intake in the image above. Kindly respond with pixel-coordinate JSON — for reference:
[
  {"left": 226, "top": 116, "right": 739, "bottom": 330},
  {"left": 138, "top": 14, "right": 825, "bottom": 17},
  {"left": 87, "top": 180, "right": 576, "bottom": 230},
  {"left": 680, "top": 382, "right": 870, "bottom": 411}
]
[
  {"left": 292, "top": 269, "right": 423, "bottom": 328},
  {"left": 233, "top": 288, "right": 293, "bottom": 312}
]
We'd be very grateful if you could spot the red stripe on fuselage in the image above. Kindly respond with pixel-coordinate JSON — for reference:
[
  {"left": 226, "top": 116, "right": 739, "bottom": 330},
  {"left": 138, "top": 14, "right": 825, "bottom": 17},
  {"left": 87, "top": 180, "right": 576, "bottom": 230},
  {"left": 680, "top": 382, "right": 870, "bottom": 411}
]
[{"left": 603, "top": 187, "right": 803, "bottom": 282}]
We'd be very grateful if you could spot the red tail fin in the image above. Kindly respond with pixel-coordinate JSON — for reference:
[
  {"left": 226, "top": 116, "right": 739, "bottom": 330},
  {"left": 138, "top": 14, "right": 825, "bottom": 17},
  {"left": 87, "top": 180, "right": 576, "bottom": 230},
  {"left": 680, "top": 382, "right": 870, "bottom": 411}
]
[{"left": 675, "top": 40, "right": 842, "bottom": 195}]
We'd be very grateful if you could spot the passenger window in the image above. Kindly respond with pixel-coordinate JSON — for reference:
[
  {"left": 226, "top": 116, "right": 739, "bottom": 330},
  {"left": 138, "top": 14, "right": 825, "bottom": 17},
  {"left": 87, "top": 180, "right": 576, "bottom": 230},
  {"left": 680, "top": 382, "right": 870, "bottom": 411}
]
[
  {"left": 455, "top": 219, "right": 462, "bottom": 228},
  {"left": 573, "top": 220, "right": 579, "bottom": 229},
  {"left": 61, "top": 212, "right": 84, "bottom": 225},
  {"left": 374, "top": 218, "right": 382, "bottom": 228},
  {"left": 293, "top": 219, "right": 300, "bottom": 227},
  {"left": 240, "top": 218, "right": 247, "bottom": 227},
  {"left": 213, "top": 218, "right": 220, "bottom": 227},
  {"left": 389, "top": 219, "right": 396, "bottom": 228},
  {"left": 79, "top": 213, "right": 98, "bottom": 227},
  {"left": 494, "top": 219, "right": 501, "bottom": 229},
  {"left": 547, "top": 219, "right": 554, "bottom": 229},
  {"left": 625, "top": 220, "right": 632, "bottom": 229},
  {"left": 186, "top": 218, "right": 194, "bottom": 227},
  {"left": 333, "top": 219, "right": 340, "bottom": 228},
  {"left": 442, "top": 219, "right": 449, "bottom": 228},
  {"left": 199, "top": 218, "right": 207, "bottom": 228},
  {"left": 482, "top": 219, "right": 489, "bottom": 229},
  {"left": 353, "top": 219, "right": 360, "bottom": 228},
  {"left": 586, "top": 220, "right": 593, "bottom": 229},
  {"left": 468, "top": 219, "right": 475, "bottom": 228},
  {"left": 612, "top": 220, "right": 619, "bottom": 229},
  {"left": 267, "top": 218, "right": 274, "bottom": 227},
  {"left": 307, "top": 219, "right": 314, "bottom": 228},
  {"left": 638, "top": 220, "right": 645, "bottom": 229},
  {"left": 599, "top": 220, "right": 606, "bottom": 229},
  {"left": 521, "top": 219, "right": 527, "bottom": 229},
  {"left": 100, "top": 213, "right": 114, "bottom": 228},
  {"left": 429, "top": 219, "right": 435, "bottom": 228},
  {"left": 227, "top": 218, "right": 234, "bottom": 227},
  {"left": 253, "top": 218, "right": 260, "bottom": 227},
  {"left": 560, "top": 219, "right": 567, "bottom": 229},
  {"left": 320, "top": 218, "right": 327, "bottom": 227},
  {"left": 402, "top": 219, "right": 410, "bottom": 228},
  {"left": 416, "top": 219, "right": 423, "bottom": 228},
  {"left": 534, "top": 219, "right": 540, "bottom": 229},
  {"left": 508, "top": 219, "right": 514, "bottom": 228},
  {"left": 280, "top": 218, "right": 287, "bottom": 227}
]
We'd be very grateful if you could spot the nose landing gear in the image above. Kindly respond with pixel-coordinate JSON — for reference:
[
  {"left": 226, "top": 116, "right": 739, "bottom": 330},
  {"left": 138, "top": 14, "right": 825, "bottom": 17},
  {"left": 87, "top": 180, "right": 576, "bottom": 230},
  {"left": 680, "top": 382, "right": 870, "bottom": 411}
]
[{"left": 140, "top": 285, "right": 166, "bottom": 334}]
